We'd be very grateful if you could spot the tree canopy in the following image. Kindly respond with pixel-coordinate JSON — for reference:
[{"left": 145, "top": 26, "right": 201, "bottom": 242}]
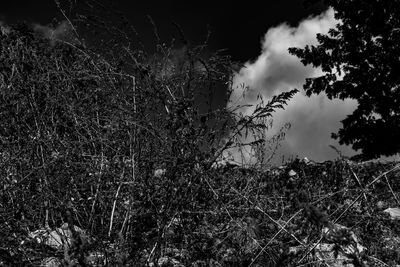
[{"left": 289, "top": 0, "right": 400, "bottom": 159}]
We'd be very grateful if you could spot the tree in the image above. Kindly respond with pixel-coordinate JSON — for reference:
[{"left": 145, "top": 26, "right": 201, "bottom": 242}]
[{"left": 289, "top": 0, "right": 400, "bottom": 159}]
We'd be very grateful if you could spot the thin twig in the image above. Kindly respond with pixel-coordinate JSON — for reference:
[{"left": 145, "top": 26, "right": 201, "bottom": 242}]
[
  {"left": 366, "top": 164, "right": 400, "bottom": 187},
  {"left": 89, "top": 153, "right": 106, "bottom": 228},
  {"left": 333, "top": 193, "right": 363, "bottom": 224},
  {"left": 231, "top": 187, "right": 305, "bottom": 246},
  {"left": 346, "top": 160, "right": 368, "bottom": 202},
  {"left": 204, "top": 177, "right": 219, "bottom": 199},
  {"left": 223, "top": 207, "right": 263, "bottom": 250},
  {"left": 250, "top": 209, "right": 303, "bottom": 266},
  {"left": 108, "top": 180, "right": 123, "bottom": 237},
  {"left": 385, "top": 174, "right": 400, "bottom": 206},
  {"left": 53, "top": 0, "right": 81, "bottom": 42},
  {"left": 147, "top": 241, "right": 158, "bottom": 266},
  {"left": 298, "top": 163, "right": 400, "bottom": 264},
  {"left": 297, "top": 194, "right": 358, "bottom": 263},
  {"left": 366, "top": 255, "right": 390, "bottom": 266},
  {"left": 297, "top": 233, "right": 325, "bottom": 265}
]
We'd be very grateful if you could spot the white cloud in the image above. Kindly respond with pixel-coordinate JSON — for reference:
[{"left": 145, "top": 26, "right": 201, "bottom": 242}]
[{"left": 229, "top": 8, "right": 358, "bottom": 164}]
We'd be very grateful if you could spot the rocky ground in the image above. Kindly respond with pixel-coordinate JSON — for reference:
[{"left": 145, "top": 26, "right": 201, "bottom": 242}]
[{"left": 2, "top": 158, "right": 400, "bottom": 266}]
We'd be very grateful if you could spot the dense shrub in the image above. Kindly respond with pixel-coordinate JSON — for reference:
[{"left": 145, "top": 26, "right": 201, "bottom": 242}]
[{"left": 1, "top": 10, "right": 400, "bottom": 267}]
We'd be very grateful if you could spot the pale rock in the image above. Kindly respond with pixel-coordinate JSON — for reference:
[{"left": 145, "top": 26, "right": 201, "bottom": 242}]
[
  {"left": 384, "top": 207, "right": 400, "bottom": 219},
  {"left": 154, "top": 168, "right": 166, "bottom": 178},
  {"left": 211, "top": 159, "right": 240, "bottom": 170},
  {"left": 28, "top": 223, "right": 87, "bottom": 251},
  {"left": 302, "top": 157, "right": 314, "bottom": 165},
  {"left": 376, "top": 200, "right": 386, "bottom": 209}
]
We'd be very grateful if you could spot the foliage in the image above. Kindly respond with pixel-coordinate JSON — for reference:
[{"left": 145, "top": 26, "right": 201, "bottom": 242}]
[
  {"left": 0, "top": 11, "right": 296, "bottom": 265},
  {"left": 289, "top": 0, "right": 400, "bottom": 159},
  {"left": 2, "top": 2, "right": 400, "bottom": 266}
]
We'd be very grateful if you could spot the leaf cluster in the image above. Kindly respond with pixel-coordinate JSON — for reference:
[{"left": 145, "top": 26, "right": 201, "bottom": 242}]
[{"left": 289, "top": 0, "right": 400, "bottom": 159}]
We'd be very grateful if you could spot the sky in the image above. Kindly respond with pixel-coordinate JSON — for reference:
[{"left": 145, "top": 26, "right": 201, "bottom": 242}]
[
  {"left": 0, "top": 0, "right": 326, "bottom": 61},
  {"left": 0, "top": 0, "right": 367, "bottom": 164},
  {"left": 229, "top": 8, "right": 358, "bottom": 165}
]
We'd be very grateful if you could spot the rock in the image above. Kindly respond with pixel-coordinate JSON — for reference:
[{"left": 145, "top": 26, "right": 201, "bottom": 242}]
[
  {"left": 28, "top": 223, "right": 88, "bottom": 251},
  {"left": 302, "top": 157, "right": 315, "bottom": 165},
  {"left": 27, "top": 224, "right": 97, "bottom": 266},
  {"left": 382, "top": 235, "right": 400, "bottom": 251},
  {"left": 40, "top": 257, "right": 62, "bottom": 267},
  {"left": 148, "top": 256, "right": 184, "bottom": 267},
  {"left": 211, "top": 159, "right": 240, "bottom": 170},
  {"left": 154, "top": 168, "right": 166, "bottom": 178},
  {"left": 290, "top": 224, "right": 365, "bottom": 267},
  {"left": 383, "top": 207, "right": 400, "bottom": 219},
  {"left": 376, "top": 200, "right": 386, "bottom": 210},
  {"left": 288, "top": 170, "right": 297, "bottom": 177},
  {"left": 86, "top": 251, "right": 106, "bottom": 266}
]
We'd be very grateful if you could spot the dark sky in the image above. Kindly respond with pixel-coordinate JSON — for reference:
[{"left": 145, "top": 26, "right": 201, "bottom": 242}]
[
  {"left": 0, "top": 0, "right": 326, "bottom": 62},
  {"left": 3, "top": 0, "right": 361, "bottom": 164}
]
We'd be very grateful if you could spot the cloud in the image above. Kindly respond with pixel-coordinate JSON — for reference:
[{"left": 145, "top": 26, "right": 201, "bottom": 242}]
[
  {"left": 0, "top": 20, "right": 74, "bottom": 42},
  {"left": 33, "top": 21, "right": 76, "bottom": 44},
  {"left": 229, "top": 8, "right": 358, "bottom": 164},
  {"left": 0, "top": 21, "right": 11, "bottom": 35}
]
